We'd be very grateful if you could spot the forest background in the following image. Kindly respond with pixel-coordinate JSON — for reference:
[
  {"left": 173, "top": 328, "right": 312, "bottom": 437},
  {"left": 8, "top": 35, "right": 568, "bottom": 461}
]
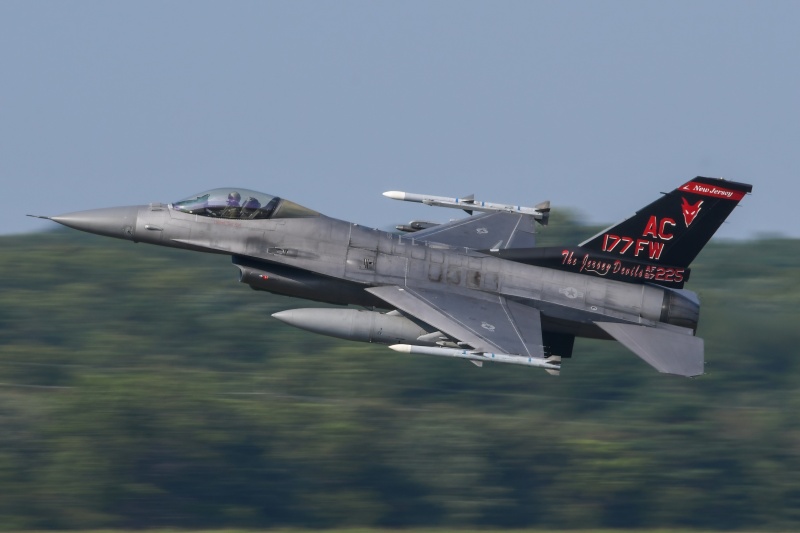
[{"left": 1, "top": 212, "right": 798, "bottom": 530}]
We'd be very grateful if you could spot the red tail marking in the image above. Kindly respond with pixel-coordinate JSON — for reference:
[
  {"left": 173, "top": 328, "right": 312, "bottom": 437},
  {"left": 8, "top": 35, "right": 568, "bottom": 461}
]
[
  {"left": 681, "top": 197, "right": 703, "bottom": 227},
  {"left": 679, "top": 181, "right": 746, "bottom": 200},
  {"left": 648, "top": 240, "right": 664, "bottom": 260}
]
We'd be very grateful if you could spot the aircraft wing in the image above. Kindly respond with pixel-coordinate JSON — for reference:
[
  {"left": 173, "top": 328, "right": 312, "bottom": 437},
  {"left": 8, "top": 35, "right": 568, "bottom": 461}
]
[
  {"left": 366, "top": 285, "right": 545, "bottom": 358},
  {"left": 595, "top": 322, "right": 704, "bottom": 377},
  {"left": 407, "top": 212, "right": 538, "bottom": 250}
]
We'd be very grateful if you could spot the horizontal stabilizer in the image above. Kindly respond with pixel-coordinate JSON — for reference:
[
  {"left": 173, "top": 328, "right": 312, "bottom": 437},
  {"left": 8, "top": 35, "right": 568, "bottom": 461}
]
[{"left": 595, "top": 322, "right": 704, "bottom": 377}]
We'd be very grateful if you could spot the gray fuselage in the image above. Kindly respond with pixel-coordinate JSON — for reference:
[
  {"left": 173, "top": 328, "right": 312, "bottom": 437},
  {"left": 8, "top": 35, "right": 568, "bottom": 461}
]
[{"left": 130, "top": 203, "right": 697, "bottom": 341}]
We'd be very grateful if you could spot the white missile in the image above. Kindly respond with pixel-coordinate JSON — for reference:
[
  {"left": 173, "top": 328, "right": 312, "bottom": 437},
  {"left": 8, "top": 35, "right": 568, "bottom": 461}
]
[
  {"left": 383, "top": 190, "right": 550, "bottom": 222},
  {"left": 388, "top": 344, "right": 561, "bottom": 370}
]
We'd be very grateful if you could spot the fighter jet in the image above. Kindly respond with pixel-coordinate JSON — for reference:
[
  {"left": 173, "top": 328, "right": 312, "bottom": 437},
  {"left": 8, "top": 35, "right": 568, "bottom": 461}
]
[{"left": 34, "top": 177, "right": 752, "bottom": 377}]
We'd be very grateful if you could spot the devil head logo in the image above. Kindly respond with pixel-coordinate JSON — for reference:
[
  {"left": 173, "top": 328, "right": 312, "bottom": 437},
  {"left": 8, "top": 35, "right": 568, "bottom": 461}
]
[{"left": 681, "top": 197, "right": 703, "bottom": 227}]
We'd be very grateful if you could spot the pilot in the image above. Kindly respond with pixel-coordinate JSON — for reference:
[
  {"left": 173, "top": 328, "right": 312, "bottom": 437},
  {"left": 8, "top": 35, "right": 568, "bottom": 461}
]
[
  {"left": 240, "top": 196, "right": 262, "bottom": 219},
  {"left": 220, "top": 191, "right": 242, "bottom": 218}
]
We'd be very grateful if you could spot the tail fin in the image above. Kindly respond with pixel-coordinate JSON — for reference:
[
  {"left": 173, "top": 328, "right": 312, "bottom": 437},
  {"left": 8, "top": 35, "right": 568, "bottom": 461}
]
[{"left": 579, "top": 177, "right": 752, "bottom": 268}]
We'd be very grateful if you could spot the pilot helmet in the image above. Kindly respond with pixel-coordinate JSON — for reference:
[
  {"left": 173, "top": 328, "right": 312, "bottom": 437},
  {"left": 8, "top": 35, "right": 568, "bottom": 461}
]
[{"left": 227, "top": 191, "right": 241, "bottom": 205}]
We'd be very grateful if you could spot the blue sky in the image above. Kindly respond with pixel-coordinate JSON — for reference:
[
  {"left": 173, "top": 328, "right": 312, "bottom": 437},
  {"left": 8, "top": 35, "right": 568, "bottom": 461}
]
[{"left": 2, "top": 1, "right": 797, "bottom": 239}]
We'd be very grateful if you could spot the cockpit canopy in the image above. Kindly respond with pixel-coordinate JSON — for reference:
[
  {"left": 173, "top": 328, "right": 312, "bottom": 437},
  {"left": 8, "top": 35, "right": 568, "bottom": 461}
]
[{"left": 171, "top": 188, "right": 319, "bottom": 220}]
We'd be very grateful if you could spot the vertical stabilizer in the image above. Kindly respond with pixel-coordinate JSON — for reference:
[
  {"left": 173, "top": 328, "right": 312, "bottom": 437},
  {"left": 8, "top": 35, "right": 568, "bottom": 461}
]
[{"left": 580, "top": 177, "right": 752, "bottom": 268}]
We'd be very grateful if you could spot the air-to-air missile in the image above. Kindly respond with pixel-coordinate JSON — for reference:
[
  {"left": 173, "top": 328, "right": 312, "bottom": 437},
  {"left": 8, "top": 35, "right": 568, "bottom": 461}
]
[
  {"left": 383, "top": 190, "right": 551, "bottom": 219},
  {"left": 388, "top": 344, "right": 562, "bottom": 372}
]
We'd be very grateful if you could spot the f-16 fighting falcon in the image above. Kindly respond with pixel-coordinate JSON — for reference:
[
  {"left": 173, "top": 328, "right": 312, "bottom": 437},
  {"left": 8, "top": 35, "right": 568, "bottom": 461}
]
[{"left": 33, "top": 177, "right": 752, "bottom": 377}]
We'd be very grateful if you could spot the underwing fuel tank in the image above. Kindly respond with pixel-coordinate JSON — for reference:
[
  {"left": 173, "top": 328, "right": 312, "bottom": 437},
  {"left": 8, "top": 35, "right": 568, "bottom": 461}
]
[{"left": 272, "top": 308, "right": 436, "bottom": 346}]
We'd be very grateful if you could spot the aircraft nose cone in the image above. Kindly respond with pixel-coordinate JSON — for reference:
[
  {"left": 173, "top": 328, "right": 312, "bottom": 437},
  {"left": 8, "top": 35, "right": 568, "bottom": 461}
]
[{"left": 50, "top": 206, "right": 140, "bottom": 240}]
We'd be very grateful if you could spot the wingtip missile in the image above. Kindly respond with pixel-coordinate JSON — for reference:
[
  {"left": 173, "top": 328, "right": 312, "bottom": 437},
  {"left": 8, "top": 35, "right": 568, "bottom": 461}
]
[
  {"left": 382, "top": 191, "right": 406, "bottom": 201},
  {"left": 389, "top": 344, "right": 561, "bottom": 372},
  {"left": 382, "top": 190, "right": 550, "bottom": 222}
]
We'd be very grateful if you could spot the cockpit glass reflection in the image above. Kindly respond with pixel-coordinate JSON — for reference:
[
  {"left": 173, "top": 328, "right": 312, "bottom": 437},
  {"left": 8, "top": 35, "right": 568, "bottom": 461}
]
[{"left": 171, "top": 188, "right": 318, "bottom": 220}]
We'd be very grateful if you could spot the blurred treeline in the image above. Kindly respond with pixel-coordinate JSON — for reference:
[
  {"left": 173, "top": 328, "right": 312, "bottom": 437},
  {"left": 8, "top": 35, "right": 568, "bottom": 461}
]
[{"left": 0, "top": 212, "right": 799, "bottom": 530}]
